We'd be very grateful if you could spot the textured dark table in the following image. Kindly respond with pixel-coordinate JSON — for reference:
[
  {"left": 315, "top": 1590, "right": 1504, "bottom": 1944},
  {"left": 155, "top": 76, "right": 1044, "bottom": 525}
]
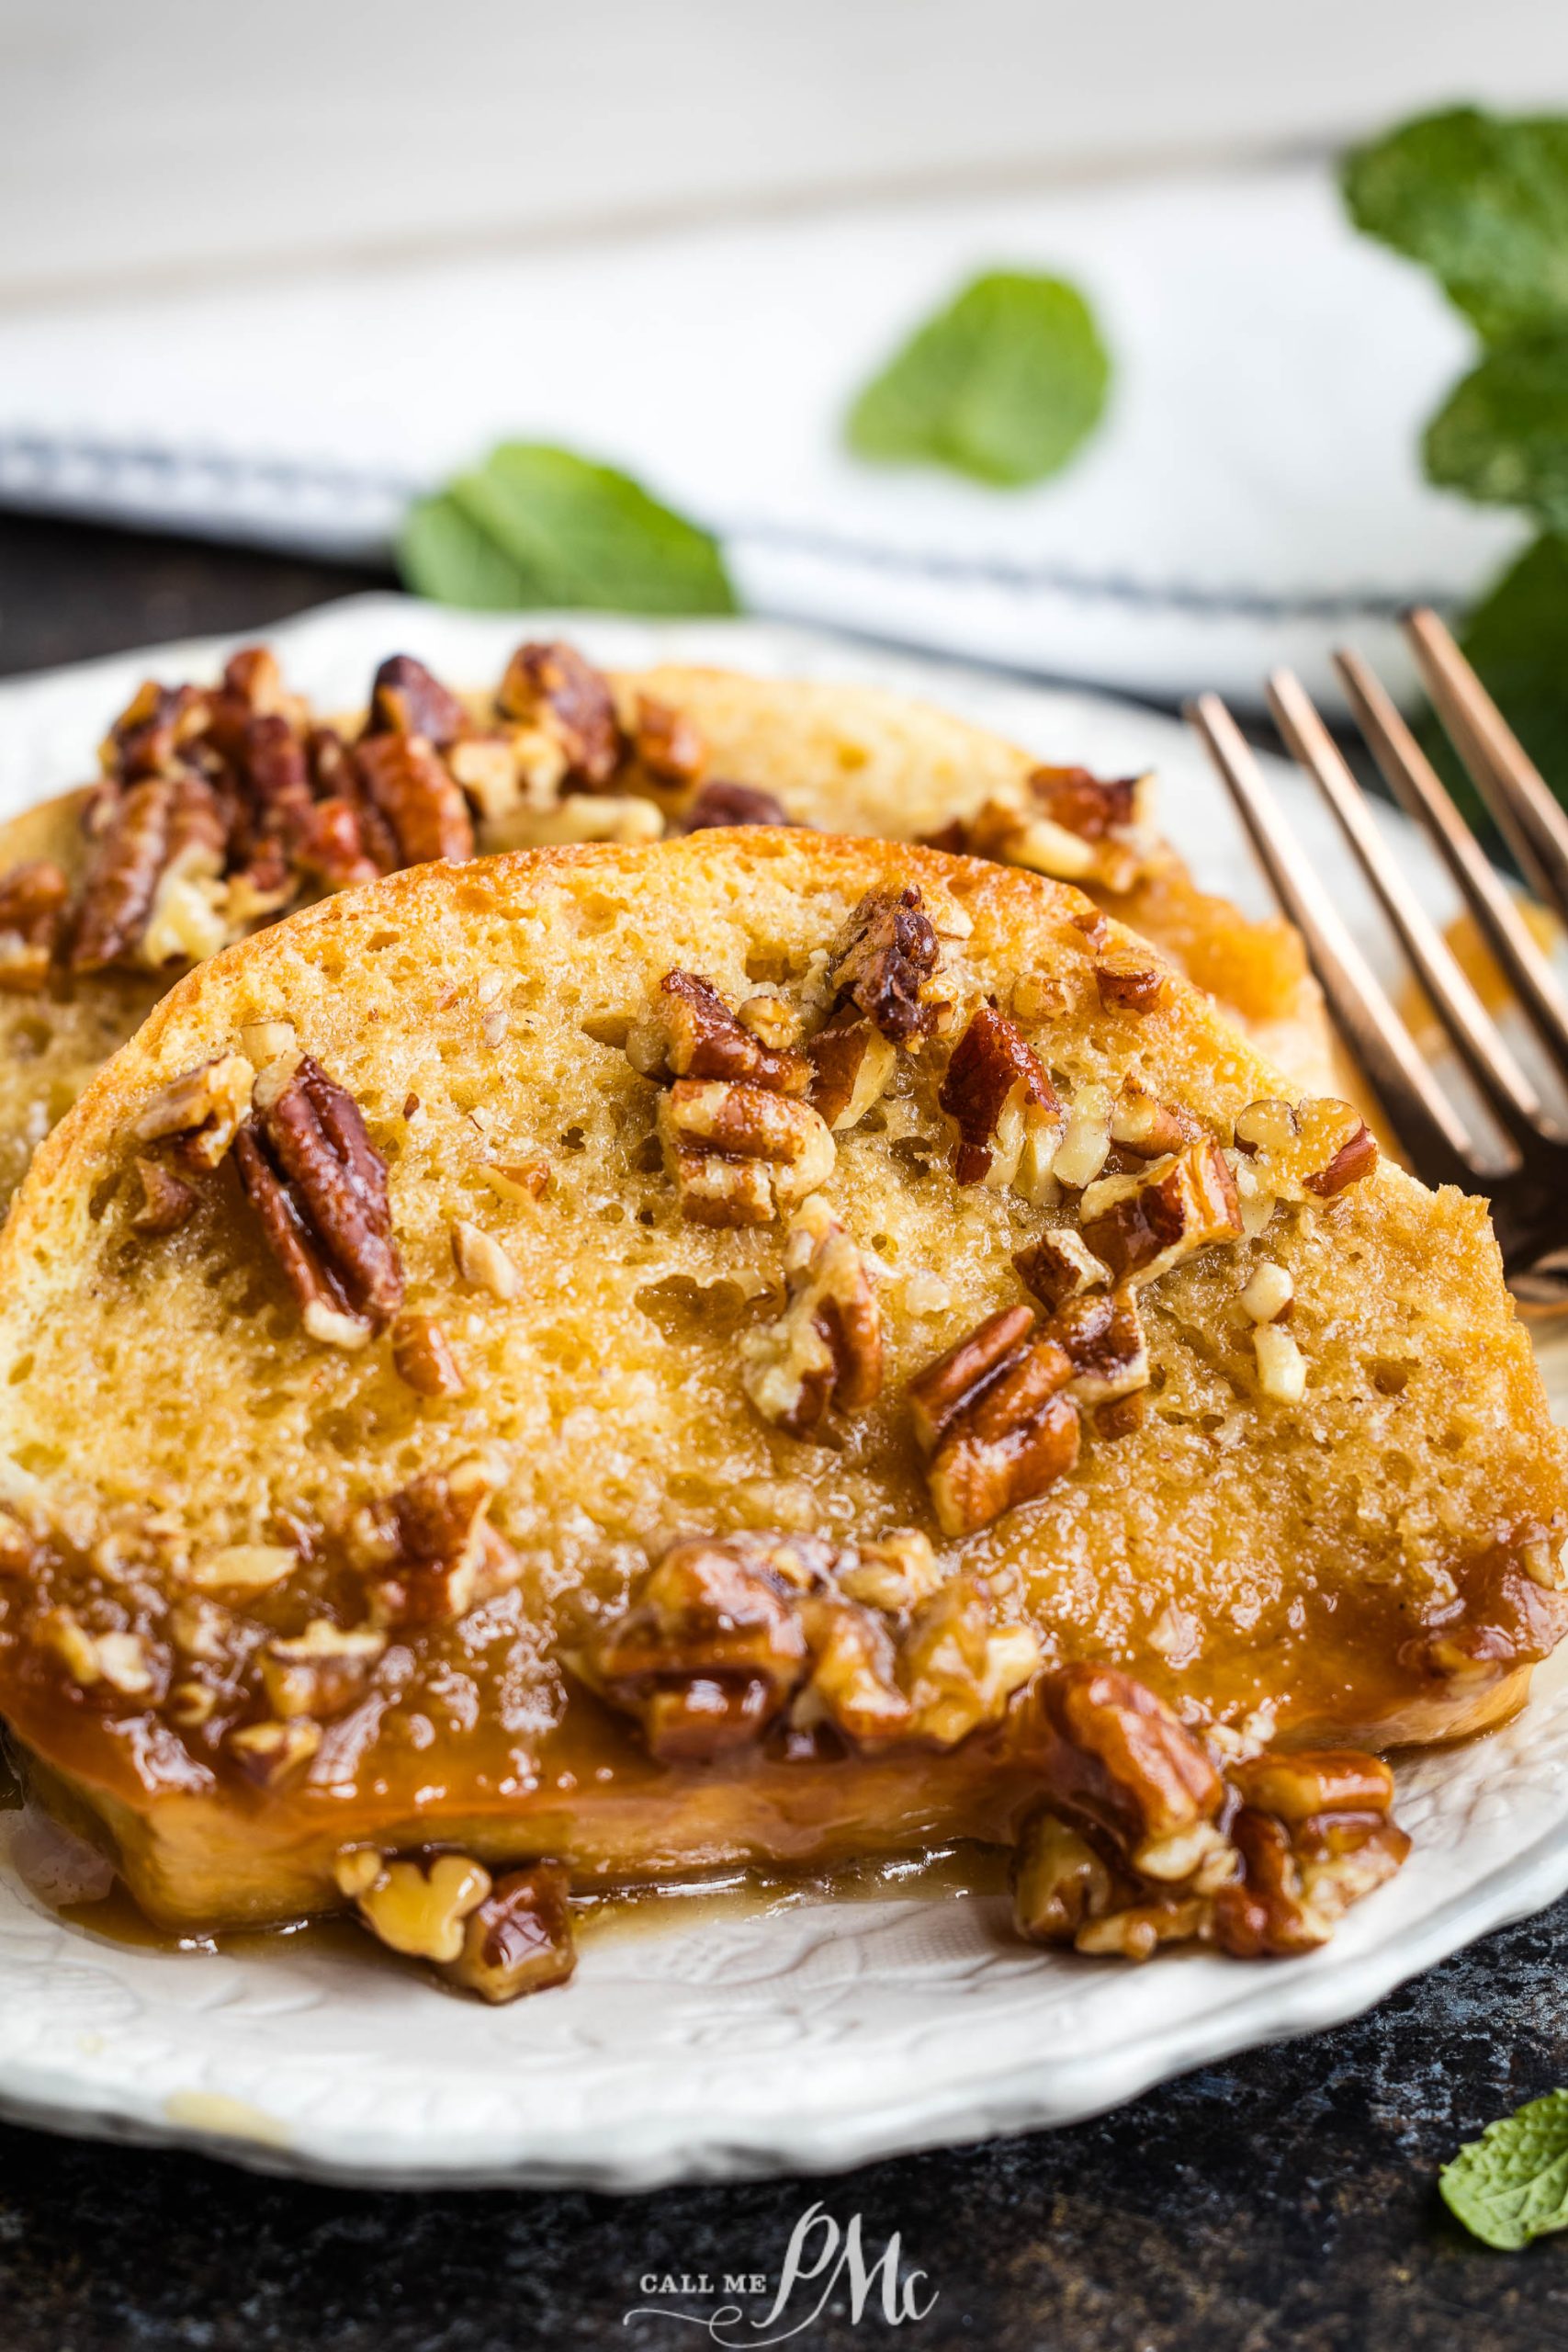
[{"left": 0, "top": 510, "right": 1562, "bottom": 2352}]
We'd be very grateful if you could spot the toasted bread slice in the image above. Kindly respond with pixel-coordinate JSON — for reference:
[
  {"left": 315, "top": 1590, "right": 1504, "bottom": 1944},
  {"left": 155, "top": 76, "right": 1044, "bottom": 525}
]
[
  {"left": 0, "top": 831, "right": 1558, "bottom": 1982},
  {"left": 0, "top": 642, "right": 1340, "bottom": 1217}
]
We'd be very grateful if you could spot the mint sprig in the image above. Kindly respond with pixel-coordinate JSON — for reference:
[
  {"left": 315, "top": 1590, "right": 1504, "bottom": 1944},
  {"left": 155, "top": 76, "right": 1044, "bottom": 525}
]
[
  {"left": 398, "top": 444, "right": 737, "bottom": 616},
  {"left": 1441, "top": 2089, "right": 1568, "bottom": 2249},
  {"left": 1345, "top": 107, "right": 1568, "bottom": 806},
  {"left": 846, "top": 271, "right": 1110, "bottom": 488}
]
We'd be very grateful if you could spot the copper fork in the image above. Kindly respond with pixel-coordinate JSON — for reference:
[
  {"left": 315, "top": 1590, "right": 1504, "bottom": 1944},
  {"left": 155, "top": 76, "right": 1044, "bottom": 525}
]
[{"left": 1187, "top": 610, "right": 1568, "bottom": 1300}]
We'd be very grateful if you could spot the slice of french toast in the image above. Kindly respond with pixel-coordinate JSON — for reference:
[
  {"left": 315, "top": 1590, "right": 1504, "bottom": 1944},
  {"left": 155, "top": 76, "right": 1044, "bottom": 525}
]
[
  {"left": 0, "top": 831, "right": 1558, "bottom": 1994},
  {"left": 0, "top": 639, "right": 1340, "bottom": 1216}
]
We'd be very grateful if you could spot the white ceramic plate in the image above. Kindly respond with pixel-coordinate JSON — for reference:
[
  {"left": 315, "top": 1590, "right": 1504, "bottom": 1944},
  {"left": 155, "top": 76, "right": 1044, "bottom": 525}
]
[{"left": 0, "top": 594, "right": 1563, "bottom": 2191}]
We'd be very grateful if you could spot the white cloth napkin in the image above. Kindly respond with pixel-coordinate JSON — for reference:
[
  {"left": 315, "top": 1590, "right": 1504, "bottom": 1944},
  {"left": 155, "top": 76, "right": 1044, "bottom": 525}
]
[{"left": 0, "top": 164, "right": 1525, "bottom": 707}]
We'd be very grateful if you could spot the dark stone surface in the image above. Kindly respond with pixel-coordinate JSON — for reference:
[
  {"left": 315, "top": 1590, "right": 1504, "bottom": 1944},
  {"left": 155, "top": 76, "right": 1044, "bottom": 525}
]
[{"left": 0, "top": 509, "right": 1562, "bottom": 2352}]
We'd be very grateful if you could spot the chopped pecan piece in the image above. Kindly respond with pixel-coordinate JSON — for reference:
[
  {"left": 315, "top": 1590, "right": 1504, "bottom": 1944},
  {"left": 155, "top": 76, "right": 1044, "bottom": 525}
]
[
  {"left": 824, "top": 887, "right": 942, "bottom": 1044},
  {"left": 791, "top": 1592, "right": 913, "bottom": 1748},
  {"left": 1052, "top": 1080, "right": 1113, "bottom": 1191},
  {"left": 288, "top": 779, "right": 391, "bottom": 892},
  {"left": 834, "top": 1528, "right": 944, "bottom": 1614},
  {"left": 130, "top": 1155, "right": 197, "bottom": 1234},
  {"left": 258, "top": 1619, "right": 386, "bottom": 1721},
  {"left": 353, "top": 732, "right": 475, "bottom": 866},
  {"left": 1253, "top": 1322, "right": 1307, "bottom": 1404},
  {"left": 1232, "top": 1097, "right": 1378, "bottom": 1202},
  {"left": 1079, "top": 1138, "right": 1241, "bottom": 1287},
  {"left": 939, "top": 1006, "right": 1063, "bottom": 1194},
  {"left": 1031, "top": 764, "right": 1152, "bottom": 842},
  {"left": 391, "top": 1312, "right": 466, "bottom": 1397},
  {"left": 365, "top": 653, "right": 468, "bottom": 749},
  {"left": 897, "top": 1576, "right": 1041, "bottom": 1746},
  {"left": 626, "top": 970, "right": 809, "bottom": 1092},
  {"left": 908, "top": 1304, "right": 1079, "bottom": 1538},
  {"left": 806, "top": 1009, "right": 897, "bottom": 1131},
  {"left": 355, "top": 1464, "right": 522, "bottom": 1627},
  {"left": 0, "top": 860, "right": 69, "bottom": 991},
  {"left": 1110, "top": 1083, "right": 1198, "bottom": 1160},
  {"left": 1049, "top": 1287, "right": 1150, "bottom": 1404},
  {"left": 234, "top": 1054, "right": 404, "bottom": 1347},
  {"left": 578, "top": 1532, "right": 817, "bottom": 1758},
  {"left": 1094, "top": 949, "right": 1168, "bottom": 1013},
  {"left": 99, "top": 679, "right": 211, "bottom": 780},
  {"left": 451, "top": 1218, "right": 522, "bottom": 1301},
  {"left": 658, "top": 1080, "right": 835, "bottom": 1227},
  {"left": 1032, "top": 1664, "right": 1231, "bottom": 1887},
  {"left": 1013, "top": 1227, "right": 1111, "bottom": 1313},
  {"left": 631, "top": 695, "right": 705, "bottom": 786},
  {"left": 740, "top": 1196, "right": 883, "bottom": 1436},
  {"left": 496, "top": 641, "right": 622, "bottom": 787},
  {"left": 129, "top": 1051, "right": 255, "bottom": 1170},
  {"left": 1213, "top": 1752, "right": 1408, "bottom": 1958},
  {"left": 442, "top": 1865, "right": 577, "bottom": 2002},
  {"left": 228, "top": 1716, "right": 321, "bottom": 1787},
  {"left": 680, "top": 779, "right": 793, "bottom": 831}
]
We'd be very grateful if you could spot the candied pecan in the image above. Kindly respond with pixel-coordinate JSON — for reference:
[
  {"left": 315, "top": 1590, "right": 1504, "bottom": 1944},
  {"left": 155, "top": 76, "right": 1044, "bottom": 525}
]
[
  {"left": 356, "top": 1465, "right": 521, "bottom": 1627},
  {"left": 1032, "top": 1664, "right": 1230, "bottom": 1885},
  {"left": 1232, "top": 1097, "right": 1378, "bottom": 1202},
  {"left": 1079, "top": 1138, "right": 1241, "bottom": 1287},
  {"left": 658, "top": 1080, "right": 835, "bottom": 1227},
  {"left": 824, "top": 887, "right": 942, "bottom": 1043},
  {"left": 1013, "top": 1227, "right": 1111, "bottom": 1313},
  {"left": 1110, "top": 1083, "right": 1198, "bottom": 1160},
  {"left": 496, "top": 641, "right": 622, "bottom": 787},
  {"left": 130, "top": 1051, "right": 255, "bottom": 1170},
  {"left": 235, "top": 1054, "right": 403, "bottom": 1346},
  {"left": 1011, "top": 1811, "right": 1116, "bottom": 1944},
  {"left": 0, "top": 859, "right": 69, "bottom": 991},
  {"left": 228, "top": 1717, "right": 321, "bottom": 1787},
  {"left": 71, "top": 771, "right": 227, "bottom": 971},
  {"left": 632, "top": 695, "right": 705, "bottom": 786},
  {"left": 579, "top": 1533, "right": 818, "bottom": 1758},
  {"left": 258, "top": 1619, "right": 386, "bottom": 1721},
  {"left": 354, "top": 732, "right": 475, "bottom": 866},
  {"left": 908, "top": 1304, "right": 1079, "bottom": 1538},
  {"left": 130, "top": 1154, "right": 197, "bottom": 1234},
  {"left": 897, "top": 1575, "right": 1041, "bottom": 1746},
  {"left": 806, "top": 1008, "right": 897, "bottom": 1131},
  {"left": 288, "top": 790, "right": 389, "bottom": 891},
  {"left": 791, "top": 1592, "right": 912, "bottom": 1747},
  {"left": 1212, "top": 1751, "right": 1409, "bottom": 1958},
  {"left": 100, "top": 680, "right": 211, "bottom": 781},
  {"left": 939, "top": 1006, "right": 1063, "bottom": 1193},
  {"left": 740, "top": 1196, "right": 883, "bottom": 1436},
  {"left": 443, "top": 1865, "right": 577, "bottom": 2002},
  {"left": 365, "top": 653, "right": 468, "bottom": 749},
  {"left": 351, "top": 1853, "right": 491, "bottom": 1962},
  {"left": 680, "top": 780, "right": 793, "bottom": 831},
  {"left": 1029, "top": 764, "right": 1150, "bottom": 842},
  {"left": 834, "top": 1528, "right": 944, "bottom": 1614},
  {"left": 626, "top": 969, "right": 809, "bottom": 1093},
  {"left": 1049, "top": 1287, "right": 1150, "bottom": 1404}
]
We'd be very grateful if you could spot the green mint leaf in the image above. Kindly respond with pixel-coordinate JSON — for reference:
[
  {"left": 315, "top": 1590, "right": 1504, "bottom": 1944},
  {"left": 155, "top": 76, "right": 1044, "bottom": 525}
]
[
  {"left": 846, "top": 270, "right": 1110, "bottom": 488},
  {"left": 447, "top": 444, "right": 736, "bottom": 615},
  {"left": 1450, "top": 532, "right": 1568, "bottom": 809},
  {"left": 1343, "top": 107, "right": 1568, "bottom": 343},
  {"left": 1441, "top": 2088, "right": 1568, "bottom": 2249},
  {"left": 398, "top": 493, "right": 549, "bottom": 610},
  {"left": 1424, "top": 331, "right": 1568, "bottom": 532}
]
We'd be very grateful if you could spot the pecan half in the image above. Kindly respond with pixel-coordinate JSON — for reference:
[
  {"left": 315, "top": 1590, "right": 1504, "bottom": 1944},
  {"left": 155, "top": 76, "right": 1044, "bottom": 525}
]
[
  {"left": 680, "top": 780, "right": 793, "bottom": 831},
  {"left": 939, "top": 1006, "right": 1063, "bottom": 1194},
  {"left": 100, "top": 679, "right": 211, "bottom": 781},
  {"left": 626, "top": 970, "right": 809, "bottom": 1093},
  {"left": 496, "top": 641, "right": 622, "bottom": 787},
  {"left": 0, "top": 860, "right": 69, "bottom": 992},
  {"left": 631, "top": 695, "right": 706, "bottom": 786},
  {"left": 908, "top": 1304, "right": 1079, "bottom": 1538},
  {"left": 235, "top": 1054, "right": 403, "bottom": 1346},
  {"left": 579, "top": 1533, "right": 819, "bottom": 1758},
  {"left": 1232, "top": 1097, "right": 1378, "bottom": 1202},
  {"left": 806, "top": 1009, "right": 897, "bottom": 1131},
  {"left": 1079, "top": 1138, "right": 1242, "bottom": 1287},
  {"left": 740, "top": 1196, "right": 883, "bottom": 1436},
  {"left": 351, "top": 1466, "right": 521, "bottom": 1627},
  {"left": 824, "top": 887, "right": 942, "bottom": 1044},
  {"left": 353, "top": 733, "right": 475, "bottom": 866},
  {"left": 658, "top": 1080, "right": 835, "bottom": 1227},
  {"left": 1032, "top": 1665, "right": 1230, "bottom": 1886},
  {"left": 366, "top": 653, "right": 468, "bottom": 750},
  {"left": 72, "top": 772, "right": 228, "bottom": 971},
  {"left": 442, "top": 1865, "right": 577, "bottom": 2002}
]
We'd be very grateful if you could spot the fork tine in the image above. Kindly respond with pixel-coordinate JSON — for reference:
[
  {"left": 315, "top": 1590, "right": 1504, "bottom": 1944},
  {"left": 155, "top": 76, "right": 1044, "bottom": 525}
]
[
  {"left": 1186, "top": 692, "right": 1477, "bottom": 1188},
  {"left": 1267, "top": 668, "right": 1545, "bottom": 1144},
  {"left": 1335, "top": 646, "right": 1568, "bottom": 1079},
  {"left": 1404, "top": 606, "right": 1568, "bottom": 925}
]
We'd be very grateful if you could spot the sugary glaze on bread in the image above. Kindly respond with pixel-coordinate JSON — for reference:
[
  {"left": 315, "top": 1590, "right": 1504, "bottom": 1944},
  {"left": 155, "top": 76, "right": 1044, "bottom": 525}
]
[
  {"left": 0, "top": 642, "right": 1342, "bottom": 1216},
  {"left": 0, "top": 832, "right": 1558, "bottom": 1960}
]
